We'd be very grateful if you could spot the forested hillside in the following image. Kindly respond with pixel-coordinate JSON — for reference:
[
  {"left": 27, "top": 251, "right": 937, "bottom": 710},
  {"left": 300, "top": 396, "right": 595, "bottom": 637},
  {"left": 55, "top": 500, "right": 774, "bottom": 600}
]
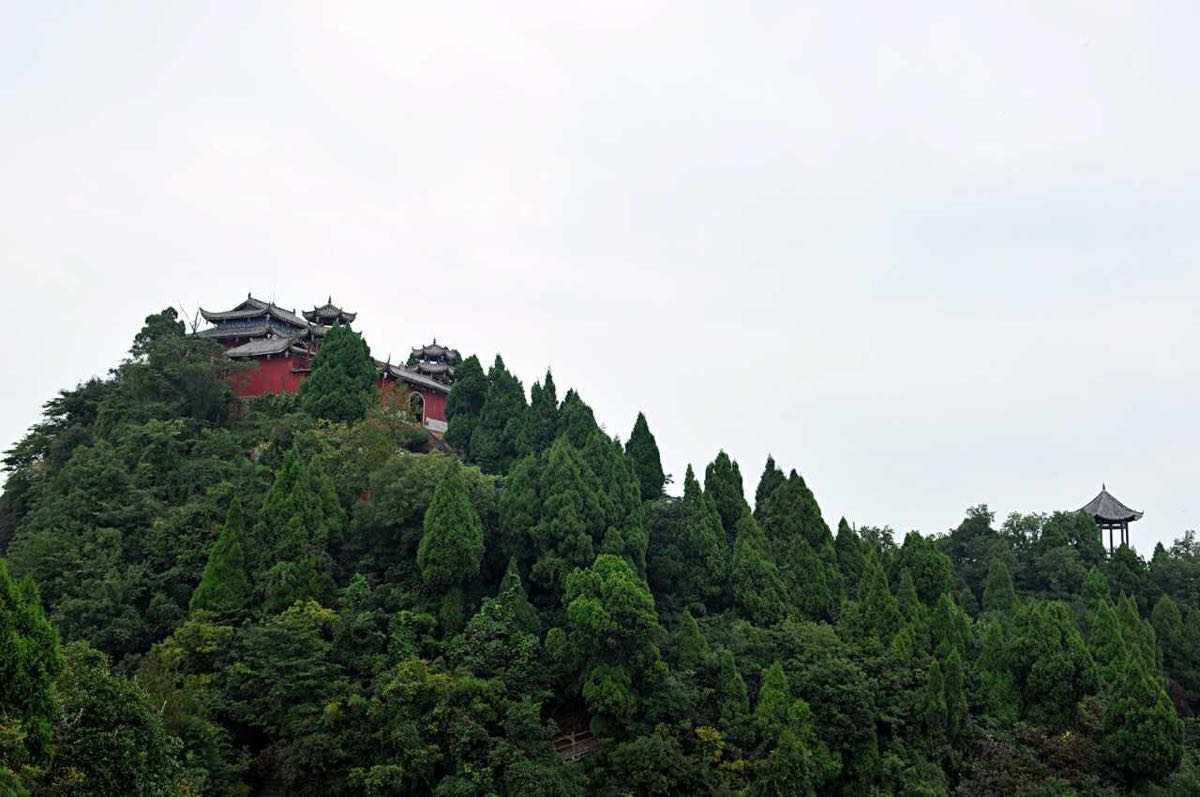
[{"left": 1, "top": 309, "right": 1198, "bottom": 796}]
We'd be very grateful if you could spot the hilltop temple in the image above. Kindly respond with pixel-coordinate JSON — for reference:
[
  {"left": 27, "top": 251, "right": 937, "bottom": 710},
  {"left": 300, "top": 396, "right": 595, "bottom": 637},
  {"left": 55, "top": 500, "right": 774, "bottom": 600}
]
[{"left": 197, "top": 295, "right": 453, "bottom": 433}]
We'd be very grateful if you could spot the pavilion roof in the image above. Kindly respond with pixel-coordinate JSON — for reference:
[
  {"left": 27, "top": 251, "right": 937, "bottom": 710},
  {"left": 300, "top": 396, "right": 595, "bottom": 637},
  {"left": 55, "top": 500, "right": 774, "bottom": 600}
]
[
  {"left": 199, "top": 296, "right": 309, "bottom": 329},
  {"left": 411, "top": 340, "right": 459, "bottom": 362},
  {"left": 303, "top": 297, "right": 357, "bottom": 324},
  {"left": 1081, "top": 486, "right": 1143, "bottom": 523}
]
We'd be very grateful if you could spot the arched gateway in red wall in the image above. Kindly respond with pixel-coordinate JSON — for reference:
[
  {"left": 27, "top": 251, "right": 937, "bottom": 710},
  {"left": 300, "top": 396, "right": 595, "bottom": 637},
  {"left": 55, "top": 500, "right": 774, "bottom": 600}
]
[{"left": 196, "top": 295, "right": 456, "bottom": 434}]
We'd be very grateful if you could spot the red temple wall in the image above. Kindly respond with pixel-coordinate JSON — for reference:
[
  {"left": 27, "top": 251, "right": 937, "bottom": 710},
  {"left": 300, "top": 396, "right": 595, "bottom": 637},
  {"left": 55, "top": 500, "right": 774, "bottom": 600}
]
[
  {"left": 234, "top": 361, "right": 448, "bottom": 423},
  {"left": 423, "top": 392, "right": 447, "bottom": 422},
  {"left": 232, "top": 357, "right": 305, "bottom": 397}
]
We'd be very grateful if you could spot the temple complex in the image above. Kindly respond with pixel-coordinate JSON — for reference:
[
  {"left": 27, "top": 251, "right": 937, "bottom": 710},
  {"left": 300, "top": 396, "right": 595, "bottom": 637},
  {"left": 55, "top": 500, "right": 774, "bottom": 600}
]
[
  {"left": 196, "top": 294, "right": 452, "bottom": 432},
  {"left": 1081, "top": 485, "right": 1143, "bottom": 553}
]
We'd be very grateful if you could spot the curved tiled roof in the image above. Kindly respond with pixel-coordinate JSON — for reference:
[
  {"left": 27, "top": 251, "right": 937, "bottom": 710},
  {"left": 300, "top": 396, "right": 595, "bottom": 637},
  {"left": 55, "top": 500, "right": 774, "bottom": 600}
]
[
  {"left": 303, "top": 297, "right": 357, "bottom": 324},
  {"left": 1081, "top": 486, "right": 1143, "bottom": 523},
  {"left": 376, "top": 361, "right": 451, "bottom": 394},
  {"left": 200, "top": 296, "right": 308, "bottom": 329},
  {"left": 225, "top": 334, "right": 309, "bottom": 359}
]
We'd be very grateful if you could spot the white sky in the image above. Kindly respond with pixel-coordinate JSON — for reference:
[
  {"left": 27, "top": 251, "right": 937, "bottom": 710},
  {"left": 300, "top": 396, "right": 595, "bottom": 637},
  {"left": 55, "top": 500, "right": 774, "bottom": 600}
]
[{"left": 2, "top": 2, "right": 1197, "bottom": 552}]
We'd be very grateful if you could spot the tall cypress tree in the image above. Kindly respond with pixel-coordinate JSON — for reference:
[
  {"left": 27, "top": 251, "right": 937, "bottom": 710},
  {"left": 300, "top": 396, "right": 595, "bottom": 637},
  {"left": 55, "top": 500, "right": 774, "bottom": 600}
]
[
  {"left": 469, "top": 356, "right": 527, "bottom": 474},
  {"left": 417, "top": 461, "right": 485, "bottom": 589},
  {"left": 1103, "top": 657, "right": 1184, "bottom": 783},
  {"left": 530, "top": 437, "right": 598, "bottom": 594},
  {"left": 753, "top": 455, "right": 785, "bottom": 519},
  {"left": 190, "top": 497, "right": 252, "bottom": 616},
  {"left": 518, "top": 370, "right": 559, "bottom": 456},
  {"left": 835, "top": 518, "right": 866, "bottom": 599},
  {"left": 731, "top": 513, "right": 789, "bottom": 626},
  {"left": 981, "top": 558, "right": 1016, "bottom": 615},
  {"left": 754, "top": 660, "right": 792, "bottom": 743},
  {"left": 718, "top": 648, "right": 751, "bottom": 745},
  {"left": 298, "top": 324, "right": 377, "bottom": 422},
  {"left": 704, "top": 451, "right": 748, "bottom": 547},
  {"left": 558, "top": 389, "right": 600, "bottom": 449},
  {"left": 444, "top": 354, "right": 487, "bottom": 454},
  {"left": 676, "top": 465, "right": 728, "bottom": 609},
  {"left": 625, "top": 412, "right": 665, "bottom": 501}
]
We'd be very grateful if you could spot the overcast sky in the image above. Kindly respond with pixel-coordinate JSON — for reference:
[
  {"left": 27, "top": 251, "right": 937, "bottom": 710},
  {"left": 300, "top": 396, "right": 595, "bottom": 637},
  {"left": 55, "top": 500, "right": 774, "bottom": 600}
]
[{"left": 2, "top": 2, "right": 1197, "bottom": 552}]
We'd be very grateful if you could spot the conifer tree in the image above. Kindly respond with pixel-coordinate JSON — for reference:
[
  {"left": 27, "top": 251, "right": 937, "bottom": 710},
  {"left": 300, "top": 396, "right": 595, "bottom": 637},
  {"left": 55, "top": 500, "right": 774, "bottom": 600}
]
[
  {"left": 499, "top": 556, "right": 540, "bottom": 637},
  {"left": 754, "top": 660, "right": 792, "bottom": 743},
  {"left": 731, "top": 514, "right": 790, "bottom": 626},
  {"left": 753, "top": 455, "right": 785, "bottom": 519},
  {"left": 625, "top": 412, "right": 665, "bottom": 501},
  {"left": 856, "top": 553, "right": 902, "bottom": 645},
  {"left": 942, "top": 648, "right": 968, "bottom": 739},
  {"left": 417, "top": 461, "right": 485, "bottom": 590},
  {"left": 897, "top": 569, "right": 924, "bottom": 627},
  {"left": 518, "top": 370, "right": 559, "bottom": 456},
  {"left": 469, "top": 356, "right": 527, "bottom": 474},
  {"left": 675, "top": 465, "right": 728, "bottom": 608},
  {"left": 1116, "top": 592, "right": 1158, "bottom": 670},
  {"left": 1081, "top": 566, "right": 1111, "bottom": 609},
  {"left": 704, "top": 451, "right": 748, "bottom": 546},
  {"left": 298, "top": 324, "right": 377, "bottom": 422},
  {"left": 190, "top": 497, "right": 251, "bottom": 616},
  {"left": 0, "top": 562, "right": 63, "bottom": 784},
  {"left": 718, "top": 648, "right": 751, "bottom": 744},
  {"left": 752, "top": 698, "right": 839, "bottom": 797},
  {"left": 1151, "top": 595, "right": 1185, "bottom": 676},
  {"left": 981, "top": 558, "right": 1016, "bottom": 615},
  {"left": 531, "top": 437, "right": 599, "bottom": 593},
  {"left": 444, "top": 354, "right": 487, "bottom": 454},
  {"left": 1103, "top": 657, "right": 1184, "bottom": 783},
  {"left": 674, "top": 611, "right": 711, "bottom": 673},
  {"left": 558, "top": 389, "right": 600, "bottom": 449},
  {"left": 1089, "top": 599, "right": 1127, "bottom": 686},
  {"left": 920, "top": 658, "right": 949, "bottom": 749},
  {"left": 976, "top": 615, "right": 1020, "bottom": 727},
  {"left": 835, "top": 518, "right": 866, "bottom": 599}
]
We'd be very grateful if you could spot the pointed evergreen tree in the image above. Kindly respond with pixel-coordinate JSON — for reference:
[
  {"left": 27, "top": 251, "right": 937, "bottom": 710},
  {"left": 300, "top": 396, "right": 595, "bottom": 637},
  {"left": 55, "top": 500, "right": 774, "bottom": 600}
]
[
  {"left": 674, "top": 611, "right": 711, "bottom": 673},
  {"left": 856, "top": 553, "right": 902, "bottom": 645},
  {"left": 530, "top": 437, "right": 599, "bottom": 593},
  {"left": 518, "top": 370, "right": 559, "bottom": 456},
  {"left": 625, "top": 412, "right": 665, "bottom": 501},
  {"left": 731, "top": 513, "right": 790, "bottom": 626},
  {"left": 298, "top": 324, "right": 377, "bottom": 422},
  {"left": 754, "top": 660, "right": 792, "bottom": 742},
  {"left": 444, "top": 354, "right": 487, "bottom": 454},
  {"left": 1103, "top": 657, "right": 1185, "bottom": 783},
  {"left": 704, "top": 451, "right": 748, "bottom": 546},
  {"left": 1151, "top": 595, "right": 1185, "bottom": 678},
  {"left": 1116, "top": 591, "right": 1159, "bottom": 670},
  {"left": 981, "top": 558, "right": 1016, "bottom": 615},
  {"left": 835, "top": 518, "right": 866, "bottom": 599},
  {"left": 558, "top": 389, "right": 600, "bottom": 449},
  {"left": 189, "top": 497, "right": 251, "bottom": 616},
  {"left": 920, "top": 658, "right": 949, "bottom": 750},
  {"left": 718, "top": 648, "right": 751, "bottom": 745},
  {"left": 1082, "top": 566, "right": 1111, "bottom": 609},
  {"left": 976, "top": 615, "right": 1020, "bottom": 727},
  {"left": 676, "top": 465, "right": 728, "bottom": 608},
  {"left": 499, "top": 556, "right": 540, "bottom": 637},
  {"left": 468, "top": 356, "right": 527, "bottom": 474},
  {"left": 943, "top": 648, "right": 968, "bottom": 739},
  {"left": 1089, "top": 599, "right": 1128, "bottom": 686},
  {"left": 753, "top": 455, "right": 785, "bottom": 519},
  {"left": 417, "top": 461, "right": 485, "bottom": 590}
]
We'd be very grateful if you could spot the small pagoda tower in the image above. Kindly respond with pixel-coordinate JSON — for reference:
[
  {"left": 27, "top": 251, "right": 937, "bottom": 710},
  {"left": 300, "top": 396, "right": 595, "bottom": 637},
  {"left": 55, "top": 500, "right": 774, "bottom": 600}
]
[
  {"left": 1081, "top": 485, "right": 1143, "bottom": 553},
  {"left": 407, "top": 339, "right": 460, "bottom": 385},
  {"left": 304, "top": 297, "right": 356, "bottom": 328}
]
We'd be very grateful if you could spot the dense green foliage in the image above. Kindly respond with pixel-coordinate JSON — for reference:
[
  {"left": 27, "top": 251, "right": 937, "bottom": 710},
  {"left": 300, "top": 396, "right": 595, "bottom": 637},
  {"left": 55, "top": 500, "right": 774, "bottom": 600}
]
[
  {"left": 1, "top": 307, "right": 1198, "bottom": 795},
  {"left": 298, "top": 324, "right": 378, "bottom": 422}
]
